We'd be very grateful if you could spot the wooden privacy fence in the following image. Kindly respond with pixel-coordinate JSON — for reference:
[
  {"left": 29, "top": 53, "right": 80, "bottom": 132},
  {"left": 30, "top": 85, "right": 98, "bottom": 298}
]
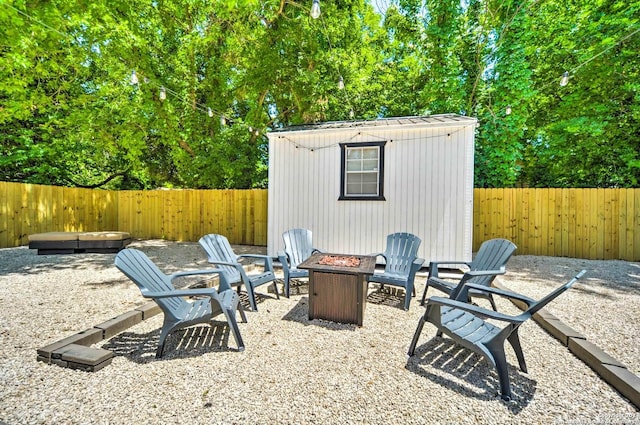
[
  {"left": 117, "top": 189, "right": 267, "bottom": 244},
  {"left": 473, "top": 188, "right": 640, "bottom": 261},
  {"left": 1, "top": 182, "right": 639, "bottom": 261},
  {"left": 0, "top": 182, "right": 267, "bottom": 248}
]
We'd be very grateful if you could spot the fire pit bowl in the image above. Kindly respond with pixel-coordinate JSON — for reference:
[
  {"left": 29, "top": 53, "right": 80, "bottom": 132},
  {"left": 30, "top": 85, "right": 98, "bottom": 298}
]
[{"left": 318, "top": 255, "right": 361, "bottom": 268}]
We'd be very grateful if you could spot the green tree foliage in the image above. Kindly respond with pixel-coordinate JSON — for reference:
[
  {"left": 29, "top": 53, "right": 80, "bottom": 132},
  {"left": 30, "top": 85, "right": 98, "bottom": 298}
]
[
  {"left": 523, "top": 0, "right": 640, "bottom": 187},
  {"left": 1, "top": 0, "right": 639, "bottom": 188}
]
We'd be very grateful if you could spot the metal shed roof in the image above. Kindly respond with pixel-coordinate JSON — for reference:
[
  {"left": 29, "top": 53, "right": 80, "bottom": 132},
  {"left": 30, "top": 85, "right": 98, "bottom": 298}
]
[{"left": 269, "top": 114, "right": 477, "bottom": 135}]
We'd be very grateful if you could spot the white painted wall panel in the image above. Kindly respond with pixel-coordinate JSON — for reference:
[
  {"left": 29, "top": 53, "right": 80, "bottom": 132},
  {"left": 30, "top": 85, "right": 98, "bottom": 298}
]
[{"left": 267, "top": 115, "right": 476, "bottom": 263}]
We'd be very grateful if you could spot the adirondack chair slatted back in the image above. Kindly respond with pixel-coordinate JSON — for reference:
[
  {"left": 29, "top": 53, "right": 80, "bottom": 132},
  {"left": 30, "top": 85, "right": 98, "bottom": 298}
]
[
  {"left": 383, "top": 232, "right": 421, "bottom": 276},
  {"left": 471, "top": 239, "right": 517, "bottom": 270},
  {"left": 114, "top": 249, "right": 185, "bottom": 320},
  {"left": 198, "top": 234, "right": 241, "bottom": 282},
  {"left": 283, "top": 228, "right": 314, "bottom": 269},
  {"left": 467, "top": 238, "right": 517, "bottom": 285}
]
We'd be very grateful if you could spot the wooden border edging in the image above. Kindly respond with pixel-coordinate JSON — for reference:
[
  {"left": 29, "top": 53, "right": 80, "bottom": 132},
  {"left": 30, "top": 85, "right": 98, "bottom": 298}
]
[
  {"left": 36, "top": 302, "right": 161, "bottom": 371},
  {"left": 493, "top": 280, "right": 640, "bottom": 408}
]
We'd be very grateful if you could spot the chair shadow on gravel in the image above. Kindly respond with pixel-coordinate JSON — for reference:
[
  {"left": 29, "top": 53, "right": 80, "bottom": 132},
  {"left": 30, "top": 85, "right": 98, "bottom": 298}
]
[
  {"left": 366, "top": 286, "right": 406, "bottom": 309},
  {"left": 281, "top": 297, "right": 358, "bottom": 331},
  {"left": 102, "top": 323, "right": 240, "bottom": 363},
  {"left": 405, "top": 338, "right": 535, "bottom": 413},
  {"left": 285, "top": 279, "right": 310, "bottom": 296}
]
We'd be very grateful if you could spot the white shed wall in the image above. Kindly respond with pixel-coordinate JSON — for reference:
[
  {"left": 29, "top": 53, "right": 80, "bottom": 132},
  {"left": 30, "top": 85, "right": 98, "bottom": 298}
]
[{"left": 267, "top": 119, "right": 475, "bottom": 263}]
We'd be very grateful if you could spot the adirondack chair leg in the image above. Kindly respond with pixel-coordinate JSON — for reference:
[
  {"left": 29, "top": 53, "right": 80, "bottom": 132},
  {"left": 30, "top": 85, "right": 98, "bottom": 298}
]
[
  {"left": 507, "top": 331, "right": 527, "bottom": 373},
  {"left": 420, "top": 285, "right": 429, "bottom": 306},
  {"left": 272, "top": 281, "right": 280, "bottom": 300},
  {"left": 488, "top": 341, "right": 512, "bottom": 401},
  {"left": 488, "top": 295, "right": 498, "bottom": 311},
  {"left": 156, "top": 325, "right": 173, "bottom": 358},
  {"left": 403, "top": 282, "right": 414, "bottom": 311},
  {"left": 237, "top": 302, "right": 248, "bottom": 323},
  {"left": 283, "top": 275, "right": 291, "bottom": 298},
  {"left": 407, "top": 317, "right": 427, "bottom": 356},
  {"left": 247, "top": 286, "right": 258, "bottom": 311},
  {"left": 222, "top": 309, "right": 245, "bottom": 352}
]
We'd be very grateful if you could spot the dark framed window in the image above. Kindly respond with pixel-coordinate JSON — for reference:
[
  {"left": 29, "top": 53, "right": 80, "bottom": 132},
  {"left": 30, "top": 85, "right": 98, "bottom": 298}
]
[{"left": 339, "top": 141, "right": 386, "bottom": 201}]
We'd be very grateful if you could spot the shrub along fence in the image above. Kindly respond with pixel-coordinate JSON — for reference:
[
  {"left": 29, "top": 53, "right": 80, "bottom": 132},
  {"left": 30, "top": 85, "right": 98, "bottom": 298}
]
[{"left": 1, "top": 182, "right": 639, "bottom": 261}]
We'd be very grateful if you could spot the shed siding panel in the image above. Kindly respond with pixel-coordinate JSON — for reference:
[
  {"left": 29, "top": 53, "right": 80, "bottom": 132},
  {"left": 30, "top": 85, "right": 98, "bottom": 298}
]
[{"left": 268, "top": 117, "right": 475, "bottom": 263}]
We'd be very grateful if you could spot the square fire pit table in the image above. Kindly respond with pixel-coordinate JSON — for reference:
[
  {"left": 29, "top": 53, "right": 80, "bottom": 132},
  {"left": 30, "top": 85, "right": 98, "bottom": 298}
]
[{"left": 298, "top": 253, "right": 376, "bottom": 326}]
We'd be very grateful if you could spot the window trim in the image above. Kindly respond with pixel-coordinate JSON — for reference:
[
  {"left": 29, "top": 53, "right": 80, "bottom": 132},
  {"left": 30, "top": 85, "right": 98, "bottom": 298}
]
[{"left": 339, "top": 141, "right": 386, "bottom": 201}]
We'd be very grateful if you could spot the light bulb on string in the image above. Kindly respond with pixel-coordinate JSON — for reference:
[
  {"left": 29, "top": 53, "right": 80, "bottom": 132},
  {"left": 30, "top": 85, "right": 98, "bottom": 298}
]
[
  {"left": 310, "top": 0, "right": 321, "bottom": 19},
  {"left": 560, "top": 71, "right": 569, "bottom": 86},
  {"left": 207, "top": 107, "right": 213, "bottom": 117},
  {"left": 220, "top": 115, "right": 226, "bottom": 126},
  {"left": 159, "top": 86, "right": 167, "bottom": 101},
  {"left": 338, "top": 76, "right": 344, "bottom": 90},
  {"left": 349, "top": 109, "right": 354, "bottom": 119},
  {"left": 130, "top": 70, "right": 139, "bottom": 85},
  {"left": 505, "top": 105, "right": 512, "bottom": 115}
]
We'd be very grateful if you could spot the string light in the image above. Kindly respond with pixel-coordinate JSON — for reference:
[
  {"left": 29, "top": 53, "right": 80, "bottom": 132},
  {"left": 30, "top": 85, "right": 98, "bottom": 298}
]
[
  {"left": 207, "top": 107, "right": 213, "bottom": 117},
  {"left": 220, "top": 115, "right": 226, "bottom": 126},
  {"left": 310, "top": 0, "right": 321, "bottom": 19},
  {"left": 338, "top": 76, "right": 345, "bottom": 90},
  {"left": 159, "top": 86, "right": 167, "bottom": 101},
  {"left": 505, "top": 105, "right": 512, "bottom": 115},
  {"left": 278, "top": 127, "right": 468, "bottom": 152},
  {"left": 559, "top": 71, "right": 569, "bottom": 86},
  {"left": 130, "top": 70, "right": 139, "bottom": 85}
]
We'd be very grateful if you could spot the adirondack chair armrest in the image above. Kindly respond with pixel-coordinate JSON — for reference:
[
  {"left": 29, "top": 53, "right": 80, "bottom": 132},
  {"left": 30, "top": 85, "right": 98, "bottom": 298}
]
[
  {"left": 464, "top": 267, "right": 506, "bottom": 278},
  {"left": 468, "top": 267, "right": 506, "bottom": 276},
  {"left": 428, "top": 260, "right": 471, "bottom": 278},
  {"left": 463, "top": 283, "right": 536, "bottom": 306},
  {"left": 427, "top": 296, "right": 526, "bottom": 324},
  {"left": 277, "top": 251, "right": 293, "bottom": 273},
  {"left": 368, "top": 252, "right": 386, "bottom": 262},
  {"left": 206, "top": 259, "right": 245, "bottom": 271},
  {"left": 411, "top": 258, "right": 426, "bottom": 273},
  {"left": 170, "top": 269, "right": 227, "bottom": 280},
  {"left": 277, "top": 250, "right": 290, "bottom": 263},
  {"left": 237, "top": 254, "right": 275, "bottom": 272},
  {"left": 311, "top": 248, "right": 323, "bottom": 254},
  {"left": 169, "top": 269, "right": 233, "bottom": 292},
  {"left": 141, "top": 287, "right": 222, "bottom": 300}
]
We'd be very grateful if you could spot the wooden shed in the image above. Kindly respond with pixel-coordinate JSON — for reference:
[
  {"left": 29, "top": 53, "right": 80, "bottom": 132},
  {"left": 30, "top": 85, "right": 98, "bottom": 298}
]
[{"left": 266, "top": 114, "right": 477, "bottom": 263}]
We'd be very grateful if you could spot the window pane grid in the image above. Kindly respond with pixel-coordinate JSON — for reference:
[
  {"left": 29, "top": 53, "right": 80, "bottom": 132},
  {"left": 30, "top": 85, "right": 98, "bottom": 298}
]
[{"left": 345, "top": 146, "right": 380, "bottom": 196}]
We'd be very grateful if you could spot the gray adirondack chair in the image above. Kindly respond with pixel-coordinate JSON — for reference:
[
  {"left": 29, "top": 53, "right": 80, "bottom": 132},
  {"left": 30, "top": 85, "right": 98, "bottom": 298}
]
[
  {"left": 367, "top": 232, "right": 425, "bottom": 310},
  {"left": 420, "top": 238, "right": 517, "bottom": 310},
  {"left": 199, "top": 234, "right": 279, "bottom": 311},
  {"left": 408, "top": 270, "right": 586, "bottom": 401},
  {"left": 114, "top": 248, "right": 247, "bottom": 358},
  {"left": 277, "top": 228, "right": 322, "bottom": 297}
]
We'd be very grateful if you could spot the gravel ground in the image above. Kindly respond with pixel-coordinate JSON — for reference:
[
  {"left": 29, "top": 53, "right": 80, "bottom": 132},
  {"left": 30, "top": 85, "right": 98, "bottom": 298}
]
[{"left": 0, "top": 240, "right": 638, "bottom": 424}]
